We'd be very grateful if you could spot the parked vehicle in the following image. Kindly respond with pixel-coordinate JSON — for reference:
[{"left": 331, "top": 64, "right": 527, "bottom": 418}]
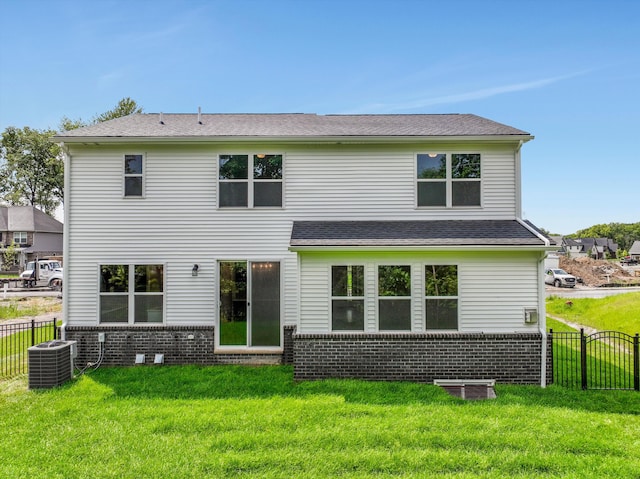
[
  {"left": 20, "top": 260, "right": 62, "bottom": 285},
  {"left": 48, "top": 268, "right": 63, "bottom": 290},
  {"left": 620, "top": 256, "right": 638, "bottom": 265},
  {"left": 544, "top": 268, "right": 577, "bottom": 288}
]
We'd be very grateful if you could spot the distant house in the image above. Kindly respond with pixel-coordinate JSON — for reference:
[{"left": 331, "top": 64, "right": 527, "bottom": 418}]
[
  {"left": 629, "top": 241, "right": 640, "bottom": 260},
  {"left": 561, "top": 237, "right": 617, "bottom": 260},
  {"left": 0, "top": 206, "right": 63, "bottom": 271},
  {"left": 55, "top": 112, "right": 554, "bottom": 386}
]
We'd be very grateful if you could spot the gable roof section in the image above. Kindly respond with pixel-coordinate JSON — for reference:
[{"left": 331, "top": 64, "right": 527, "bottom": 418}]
[
  {"left": 0, "top": 206, "right": 63, "bottom": 233},
  {"left": 290, "top": 220, "right": 547, "bottom": 248},
  {"left": 629, "top": 240, "right": 640, "bottom": 255},
  {"left": 55, "top": 113, "right": 532, "bottom": 141}
]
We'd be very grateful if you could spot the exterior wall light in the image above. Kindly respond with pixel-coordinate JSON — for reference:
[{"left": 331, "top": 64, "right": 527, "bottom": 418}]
[{"left": 192, "top": 264, "right": 199, "bottom": 277}]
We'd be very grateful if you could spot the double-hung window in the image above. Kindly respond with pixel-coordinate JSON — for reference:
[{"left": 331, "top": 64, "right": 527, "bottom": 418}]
[
  {"left": 13, "top": 232, "right": 28, "bottom": 244},
  {"left": 425, "top": 265, "right": 458, "bottom": 330},
  {"left": 417, "top": 153, "right": 481, "bottom": 207},
  {"left": 124, "top": 154, "right": 144, "bottom": 197},
  {"left": 219, "top": 154, "right": 283, "bottom": 207},
  {"left": 331, "top": 265, "right": 365, "bottom": 331},
  {"left": 99, "top": 264, "right": 164, "bottom": 323},
  {"left": 377, "top": 265, "right": 411, "bottom": 331}
]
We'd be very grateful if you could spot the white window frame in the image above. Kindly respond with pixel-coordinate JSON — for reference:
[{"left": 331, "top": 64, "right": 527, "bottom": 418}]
[
  {"left": 98, "top": 263, "right": 165, "bottom": 324},
  {"left": 13, "top": 232, "right": 28, "bottom": 244},
  {"left": 123, "top": 153, "right": 145, "bottom": 198},
  {"left": 217, "top": 153, "right": 284, "bottom": 209},
  {"left": 330, "top": 264, "right": 366, "bottom": 332},
  {"left": 416, "top": 152, "right": 482, "bottom": 208},
  {"left": 376, "top": 264, "right": 412, "bottom": 332},
  {"left": 424, "top": 264, "right": 459, "bottom": 331}
]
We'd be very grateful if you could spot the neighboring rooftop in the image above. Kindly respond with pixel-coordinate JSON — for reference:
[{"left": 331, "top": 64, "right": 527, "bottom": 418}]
[
  {"left": 55, "top": 113, "right": 532, "bottom": 140},
  {"left": 0, "top": 206, "right": 63, "bottom": 233}
]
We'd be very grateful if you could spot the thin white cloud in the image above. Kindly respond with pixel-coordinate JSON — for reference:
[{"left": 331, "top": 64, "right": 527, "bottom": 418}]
[{"left": 349, "top": 70, "right": 593, "bottom": 113}]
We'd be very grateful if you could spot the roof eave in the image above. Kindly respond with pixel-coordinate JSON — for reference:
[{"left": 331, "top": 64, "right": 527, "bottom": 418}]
[
  {"left": 54, "top": 134, "right": 534, "bottom": 145},
  {"left": 289, "top": 244, "right": 553, "bottom": 252}
]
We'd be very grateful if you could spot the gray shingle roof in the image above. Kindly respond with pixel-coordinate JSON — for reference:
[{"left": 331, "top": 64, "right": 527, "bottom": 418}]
[
  {"left": 0, "top": 206, "right": 63, "bottom": 233},
  {"left": 290, "top": 220, "right": 546, "bottom": 247},
  {"left": 56, "top": 113, "right": 531, "bottom": 139}
]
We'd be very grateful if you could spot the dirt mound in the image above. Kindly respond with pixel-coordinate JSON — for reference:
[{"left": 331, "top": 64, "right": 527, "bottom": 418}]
[{"left": 559, "top": 256, "right": 634, "bottom": 287}]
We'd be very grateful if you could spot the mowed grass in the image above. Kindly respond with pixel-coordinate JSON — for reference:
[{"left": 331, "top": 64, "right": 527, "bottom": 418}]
[
  {"left": 1, "top": 366, "right": 639, "bottom": 479},
  {"left": 546, "top": 291, "right": 640, "bottom": 336},
  {"left": 0, "top": 297, "right": 62, "bottom": 321}
]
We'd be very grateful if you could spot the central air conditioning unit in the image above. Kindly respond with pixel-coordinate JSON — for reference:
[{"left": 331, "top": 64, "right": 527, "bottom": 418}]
[{"left": 28, "top": 340, "right": 77, "bottom": 389}]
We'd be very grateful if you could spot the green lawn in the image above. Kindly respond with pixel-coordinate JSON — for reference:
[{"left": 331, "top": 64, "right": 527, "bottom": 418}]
[
  {"left": 1, "top": 366, "right": 639, "bottom": 478},
  {"left": 1, "top": 324, "right": 58, "bottom": 378},
  {"left": 546, "top": 292, "right": 640, "bottom": 336}
]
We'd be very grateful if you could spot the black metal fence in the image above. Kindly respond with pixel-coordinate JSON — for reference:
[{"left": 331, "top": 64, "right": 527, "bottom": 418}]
[
  {"left": 550, "top": 329, "right": 639, "bottom": 391},
  {"left": 0, "top": 319, "right": 59, "bottom": 379}
]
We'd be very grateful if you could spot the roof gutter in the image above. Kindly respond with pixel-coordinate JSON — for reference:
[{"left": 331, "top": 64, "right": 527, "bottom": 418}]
[
  {"left": 289, "top": 244, "right": 551, "bottom": 252},
  {"left": 53, "top": 134, "right": 535, "bottom": 145}
]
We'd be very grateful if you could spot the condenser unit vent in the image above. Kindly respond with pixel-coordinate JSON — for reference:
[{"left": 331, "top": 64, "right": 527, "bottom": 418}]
[{"left": 28, "top": 340, "right": 76, "bottom": 389}]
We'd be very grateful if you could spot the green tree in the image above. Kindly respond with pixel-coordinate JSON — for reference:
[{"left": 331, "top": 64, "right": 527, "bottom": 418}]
[
  {"left": 1, "top": 242, "right": 19, "bottom": 272},
  {"left": 567, "top": 222, "right": 640, "bottom": 253},
  {"left": 59, "top": 97, "right": 143, "bottom": 132},
  {"left": 0, "top": 126, "right": 62, "bottom": 214},
  {"left": 1, "top": 98, "right": 143, "bottom": 213},
  {"left": 93, "top": 97, "right": 142, "bottom": 123}
]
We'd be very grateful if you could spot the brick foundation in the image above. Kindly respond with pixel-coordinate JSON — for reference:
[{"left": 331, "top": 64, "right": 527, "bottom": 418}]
[
  {"left": 64, "top": 326, "right": 283, "bottom": 367},
  {"left": 292, "top": 332, "right": 551, "bottom": 385},
  {"left": 64, "top": 326, "right": 551, "bottom": 385}
]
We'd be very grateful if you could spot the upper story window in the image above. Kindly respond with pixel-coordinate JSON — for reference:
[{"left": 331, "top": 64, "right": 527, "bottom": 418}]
[
  {"left": 13, "top": 232, "right": 28, "bottom": 244},
  {"left": 417, "top": 153, "right": 481, "bottom": 207},
  {"left": 219, "top": 154, "right": 283, "bottom": 208},
  {"left": 124, "top": 154, "right": 144, "bottom": 197},
  {"left": 331, "top": 265, "right": 365, "bottom": 331}
]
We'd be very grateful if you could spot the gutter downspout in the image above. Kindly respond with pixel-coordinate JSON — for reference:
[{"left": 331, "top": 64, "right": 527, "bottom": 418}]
[
  {"left": 515, "top": 140, "right": 523, "bottom": 218},
  {"left": 60, "top": 143, "right": 70, "bottom": 341},
  {"left": 538, "top": 252, "right": 547, "bottom": 387}
]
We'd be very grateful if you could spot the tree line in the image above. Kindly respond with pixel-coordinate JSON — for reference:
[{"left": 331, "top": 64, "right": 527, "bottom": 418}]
[
  {"left": 566, "top": 222, "right": 640, "bottom": 255},
  {"left": 0, "top": 98, "right": 142, "bottom": 215}
]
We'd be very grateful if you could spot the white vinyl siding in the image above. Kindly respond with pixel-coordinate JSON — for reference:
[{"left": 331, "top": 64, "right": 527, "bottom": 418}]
[
  {"left": 65, "top": 142, "right": 527, "bottom": 330},
  {"left": 285, "top": 144, "right": 516, "bottom": 219},
  {"left": 298, "top": 251, "right": 540, "bottom": 334}
]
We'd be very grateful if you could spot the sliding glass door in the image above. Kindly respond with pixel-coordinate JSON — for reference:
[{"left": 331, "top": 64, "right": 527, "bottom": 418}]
[{"left": 219, "top": 261, "right": 280, "bottom": 347}]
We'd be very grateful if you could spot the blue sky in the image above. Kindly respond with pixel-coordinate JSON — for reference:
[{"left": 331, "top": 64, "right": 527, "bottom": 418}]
[{"left": 1, "top": 0, "right": 638, "bottom": 234}]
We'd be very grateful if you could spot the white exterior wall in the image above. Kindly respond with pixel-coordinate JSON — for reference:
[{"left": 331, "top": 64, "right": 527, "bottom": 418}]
[
  {"left": 298, "top": 251, "right": 541, "bottom": 334},
  {"left": 64, "top": 141, "right": 525, "bottom": 332}
]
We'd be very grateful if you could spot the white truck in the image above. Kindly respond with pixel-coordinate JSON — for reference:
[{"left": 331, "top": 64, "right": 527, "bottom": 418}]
[
  {"left": 544, "top": 268, "right": 577, "bottom": 288},
  {"left": 20, "top": 260, "right": 62, "bottom": 287}
]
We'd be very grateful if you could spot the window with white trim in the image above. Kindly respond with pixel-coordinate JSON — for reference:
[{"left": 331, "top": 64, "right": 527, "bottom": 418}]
[
  {"left": 13, "top": 232, "right": 28, "bottom": 244},
  {"left": 331, "top": 265, "right": 365, "bottom": 331},
  {"left": 377, "top": 265, "right": 411, "bottom": 331},
  {"left": 417, "top": 153, "right": 481, "bottom": 207},
  {"left": 425, "top": 265, "right": 458, "bottom": 330},
  {"left": 124, "top": 154, "right": 144, "bottom": 197},
  {"left": 99, "top": 264, "right": 164, "bottom": 323},
  {"left": 219, "top": 154, "right": 283, "bottom": 207}
]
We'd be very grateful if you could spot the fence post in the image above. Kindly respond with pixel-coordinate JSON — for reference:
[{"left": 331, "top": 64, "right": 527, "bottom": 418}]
[
  {"left": 580, "top": 328, "right": 587, "bottom": 390},
  {"left": 31, "top": 319, "right": 35, "bottom": 346},
  {"left": 549, "top": 329, "right": 554, "bottom": 385},
  {"left": 634, "top": 333, "right": 639, "bottom": 392}
]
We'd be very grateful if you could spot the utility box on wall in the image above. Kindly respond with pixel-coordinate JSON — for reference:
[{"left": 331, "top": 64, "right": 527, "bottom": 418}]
[
  {"left": 28, "top": 340, "right": 77, "bottom": 389},
  {"left": 524, "top": 308, "right": 539, "bottom": 324}
]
